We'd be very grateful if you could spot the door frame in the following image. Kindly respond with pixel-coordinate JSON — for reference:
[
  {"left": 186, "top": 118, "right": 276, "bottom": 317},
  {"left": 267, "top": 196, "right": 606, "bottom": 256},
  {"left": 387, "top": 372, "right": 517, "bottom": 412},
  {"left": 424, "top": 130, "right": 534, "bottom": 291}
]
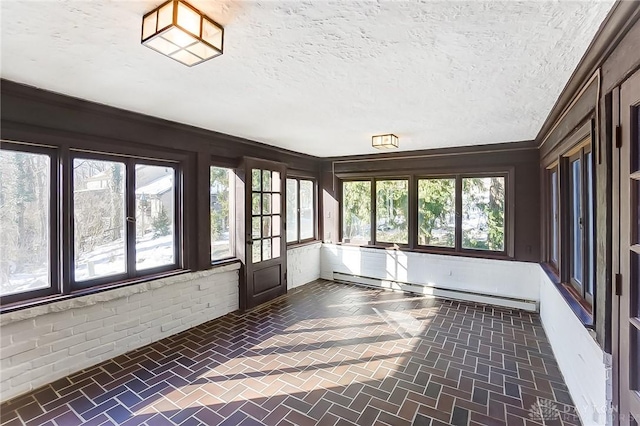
[
  {"left": 238, "top": 157, "right": 287, "bottom": 311},
  {"left": 614, "top": 68, "right": 640, "bottom": 425}
]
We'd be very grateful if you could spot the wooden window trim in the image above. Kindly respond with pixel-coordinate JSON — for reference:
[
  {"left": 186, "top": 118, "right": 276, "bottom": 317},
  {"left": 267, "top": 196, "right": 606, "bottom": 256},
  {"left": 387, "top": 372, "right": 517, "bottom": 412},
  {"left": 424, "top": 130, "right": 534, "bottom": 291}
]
[
  {"left": 0, "top": 142, "right": 60, "bottom": 306},
  {"left": 339, "top": 170, "right": 513, "bottom": 259},
  {"left": 1, "top": 142, "right": 187, "bottom": 310},
  {"left": 286, "top": 176, "right": 318, "bottom": 246},
  {"left": 209, "top": 165, "right": 236, "bottom": 264}
]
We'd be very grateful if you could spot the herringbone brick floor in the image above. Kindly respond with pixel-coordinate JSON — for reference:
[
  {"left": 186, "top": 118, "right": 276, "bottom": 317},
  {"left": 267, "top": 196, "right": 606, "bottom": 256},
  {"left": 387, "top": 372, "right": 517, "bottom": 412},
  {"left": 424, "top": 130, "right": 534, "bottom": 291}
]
[{"left": 1, "top": 280, "right": 580, "bottom": 426}]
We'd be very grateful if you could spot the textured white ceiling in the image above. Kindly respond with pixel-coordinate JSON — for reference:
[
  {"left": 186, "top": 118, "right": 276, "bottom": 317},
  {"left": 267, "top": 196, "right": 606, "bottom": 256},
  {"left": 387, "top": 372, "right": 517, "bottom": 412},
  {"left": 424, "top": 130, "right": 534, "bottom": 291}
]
[{"left": 1, "top": 0, "right": 614, "bottom": 157}]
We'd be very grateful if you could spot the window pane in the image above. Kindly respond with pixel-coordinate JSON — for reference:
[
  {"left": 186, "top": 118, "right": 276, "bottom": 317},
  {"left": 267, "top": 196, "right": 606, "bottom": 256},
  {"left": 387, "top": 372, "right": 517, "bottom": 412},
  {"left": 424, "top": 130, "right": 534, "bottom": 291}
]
[
  {"left": 272, "top": 172, "right": 281, "bottom": 193},
  {"left": 376, "top": 180, "right": 408, "bottom": 244},
  {"left": 252, "top": 169, "right": 261, "bottom": 191},
  {"left": 286, "top": 179, "right": 298, "bottom": 243},
  {"left": 273, "top": 237, "right": 281, "bottom": 258},
  {"left": 210, "top": 166, "right": 233, "bottom": 262},
  {"left": 262, "top": 170, "right": 271, "bottom": 193},
  {"left": 300, "top": 180, "right": 314, "bottom": 240},
  {"left": 262, "top": 238, "right": 271, "bottom": 261},
  {"left": 570, "top": 159, "right": 583, "bottom": 284},
  {"left": 418, "top": 178, "right": 455, "bottom": 247},
  {"left": 252, "top": 216, "right": 261, "bottom": 239},
  {"left": 262, "top": 193, "right": 271, "bottom": 214},
  {"left": 551, "top": 170, "right": 559, "bottom": 264},
  {"left": 272, "top": 215, "right": 281, "bottom": 236},
  {"left": 136, "top": 165, "right": 175, "bottom": 271},
  {"left": 252, "top": 193, "right": 261, "bottom": 215},
  {"left": 462, "top": 177, "right": 505, "bottom": 251},
  {"left": 73, "top": 158, "right": 126, "bottom": 281},
  {"left": 262, "top": 216, "right": 272, "bottom": 238},
  {"left": 0, "top": 150, "right": 51, "bottom": 296},
  {"left": 585, "top": 153, "right": 593, "bottom": 295},
  {"left": 342, "top": 181, "right": 371, "bottom": 244}
]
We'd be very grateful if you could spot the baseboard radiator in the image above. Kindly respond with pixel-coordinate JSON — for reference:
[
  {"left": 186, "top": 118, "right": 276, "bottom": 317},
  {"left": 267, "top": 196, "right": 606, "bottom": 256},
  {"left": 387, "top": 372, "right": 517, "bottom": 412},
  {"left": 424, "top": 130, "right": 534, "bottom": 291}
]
[{"left": 332, "top": 272, "right": 538, "bottom": 312}]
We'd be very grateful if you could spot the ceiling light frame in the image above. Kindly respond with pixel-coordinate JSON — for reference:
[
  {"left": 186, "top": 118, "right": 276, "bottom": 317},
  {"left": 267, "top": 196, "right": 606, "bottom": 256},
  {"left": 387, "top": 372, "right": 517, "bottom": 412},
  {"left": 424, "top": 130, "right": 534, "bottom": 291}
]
[
  {"left": 141, "top": 0, "right": 224, "bottom": 67},
  {"left": 372, "top": 134, "right": 399, "bottom": 150}
]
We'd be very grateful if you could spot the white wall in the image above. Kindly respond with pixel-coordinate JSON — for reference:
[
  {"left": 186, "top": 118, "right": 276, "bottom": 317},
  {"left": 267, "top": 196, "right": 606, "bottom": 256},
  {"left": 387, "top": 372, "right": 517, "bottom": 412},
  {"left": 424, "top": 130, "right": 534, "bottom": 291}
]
[
  {"left": 0, "top": 264, "right": 239, "bottom": 402},
  {"left": 321, "top": 244, "right": 540, "bottom": 301},
  {"left": 539, "top": 268, "right": 609, "bottom": 426},
  {"left": 287, "top": 242, "right": 321, "bottom": 290}
]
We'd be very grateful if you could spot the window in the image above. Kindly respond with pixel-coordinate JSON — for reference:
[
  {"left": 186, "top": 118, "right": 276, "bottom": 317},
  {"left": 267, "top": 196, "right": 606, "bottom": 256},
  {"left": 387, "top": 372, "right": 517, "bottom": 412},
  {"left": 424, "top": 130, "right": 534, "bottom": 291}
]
[
  {"left": 375, "top": 180, "right": 408, "bottom": 244},
  {"left": 210, "top": 166, "right": 233, "bottom": 261},
  {"left": 73, "top": 158, "right": 126, "bottom": 281},
  {"left": 418, "top": 178, "right": 455, "bottom": 247},
  {"left": 286, "top": 179, "right": 298, "bottom": 243},
  {"left": 286, "top": 177, "right": 316, "bottom": 244},
  {"left": 544, "top": 134, "right": 594, "bottom": 311},
  {"left": 71, "top": 156, "right": 180, "bottom": 286},
  {"left": 0, "top": 146, "right": 55, "bottom": 301},
  {"left": 342, "top": 180, "right": 371, "bottom": 244},
  {"left": 341, "top": 174, "right": 509, "bottom": 255},
  {"left": 462, "top": 177, "right": 505, "bottom": 251},
  {"left": 565, "top": 145, "right": 593, "bottom": 304},
  {"left": 251, "top": 169, "right": 281, "bottom": 263},
  {"left": 549, "top": 167, "right": 559, "bottom": 267}
]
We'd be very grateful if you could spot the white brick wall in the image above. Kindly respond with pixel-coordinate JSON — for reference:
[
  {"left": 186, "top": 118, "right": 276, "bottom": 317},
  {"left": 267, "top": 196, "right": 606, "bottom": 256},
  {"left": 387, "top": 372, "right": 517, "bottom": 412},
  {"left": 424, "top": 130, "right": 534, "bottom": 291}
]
[
  {"left": 0, "top": 264, "right": 239, "bottom": 402},
  {"left": 539, "top": 267, "right": 609, "bottom": 426},
  {"left": 287, "top": 242, "right": 321, "bottom": 290},
  {"left": 321, "top": 244, "right": 540, "bottom": 301}
]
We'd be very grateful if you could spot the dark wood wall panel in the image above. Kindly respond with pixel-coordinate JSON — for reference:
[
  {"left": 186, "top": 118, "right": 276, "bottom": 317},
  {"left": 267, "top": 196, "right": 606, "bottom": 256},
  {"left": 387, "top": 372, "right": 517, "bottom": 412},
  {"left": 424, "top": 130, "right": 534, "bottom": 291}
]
[
  {"left": 0, "top": 80, "right": 320, "bottom": 172},
  {"left": 536, "top": 6, "right": 640, "bottom": 350}
]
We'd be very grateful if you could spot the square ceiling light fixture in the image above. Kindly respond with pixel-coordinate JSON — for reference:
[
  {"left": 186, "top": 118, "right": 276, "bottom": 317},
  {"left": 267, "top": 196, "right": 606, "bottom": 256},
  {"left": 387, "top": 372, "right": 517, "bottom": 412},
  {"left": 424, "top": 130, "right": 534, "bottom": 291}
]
[
  {"left": 142, "top": 0, "right": 224, "bottom": 66},
  {"left": 372, "top": 134, "right": 399, "bottom": 150}
]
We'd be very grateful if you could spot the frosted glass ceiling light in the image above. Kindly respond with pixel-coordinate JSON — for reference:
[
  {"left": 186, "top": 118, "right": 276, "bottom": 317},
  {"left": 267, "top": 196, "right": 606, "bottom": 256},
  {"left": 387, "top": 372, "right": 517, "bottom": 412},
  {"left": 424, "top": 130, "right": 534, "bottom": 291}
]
[
  {"left": 142, "top": 0, "right": 224, "bottom": 66},
  {"left": 372, "top": 134, "right": 399, "bottom": 150}
]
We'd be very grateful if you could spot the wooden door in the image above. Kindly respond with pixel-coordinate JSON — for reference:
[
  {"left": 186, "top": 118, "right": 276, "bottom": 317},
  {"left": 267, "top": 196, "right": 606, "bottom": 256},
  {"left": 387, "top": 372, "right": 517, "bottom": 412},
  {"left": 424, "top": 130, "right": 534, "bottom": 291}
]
[
  {"left": 617, "top": 69, "right": 640, "bottom": 424},
  {"left": 242, "top": 158, "right": 287, "bottom": 310}
]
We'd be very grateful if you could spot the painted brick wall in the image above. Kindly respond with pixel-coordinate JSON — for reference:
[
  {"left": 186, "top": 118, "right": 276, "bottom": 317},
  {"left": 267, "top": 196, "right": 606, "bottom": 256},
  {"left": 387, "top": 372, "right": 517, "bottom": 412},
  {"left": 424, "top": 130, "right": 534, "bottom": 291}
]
[
  {"left": 321, "top": 244, "right": 541, "bottom": 301},
  {"left": 0, "top": 264, "right": 239, "bottom": 402},
  {"left": 539, "top": 268, "right": 609, "bottom": 426},
  {"left": 287, "top": 242, "right": 321, "bottom": 290}
]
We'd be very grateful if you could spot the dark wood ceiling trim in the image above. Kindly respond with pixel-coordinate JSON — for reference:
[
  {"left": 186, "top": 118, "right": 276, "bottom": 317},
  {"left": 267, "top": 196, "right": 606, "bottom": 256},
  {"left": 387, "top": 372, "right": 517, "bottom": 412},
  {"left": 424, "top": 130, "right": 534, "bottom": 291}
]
[
  {"left": 0, "top": 79, "right": 320, "bottom": 165},
  {"left": 322, "top": 139, "right": 537, "bottom": 165}
]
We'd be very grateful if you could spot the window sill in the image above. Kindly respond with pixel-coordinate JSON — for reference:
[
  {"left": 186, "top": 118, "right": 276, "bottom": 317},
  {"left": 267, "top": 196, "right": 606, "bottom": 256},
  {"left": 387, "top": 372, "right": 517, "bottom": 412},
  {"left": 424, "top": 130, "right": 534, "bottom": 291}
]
[
  {"left": 334, "top": 242, "right": 513, "bottom": 261},
  {"left": 541, "top": 263, "right": 593, "bottom": 327},
  {"left": 287, "top": 240, "right": 322, "bottom": 249},
  {"left": 0, "top": 263, "right": 240, "bottom": 319}
]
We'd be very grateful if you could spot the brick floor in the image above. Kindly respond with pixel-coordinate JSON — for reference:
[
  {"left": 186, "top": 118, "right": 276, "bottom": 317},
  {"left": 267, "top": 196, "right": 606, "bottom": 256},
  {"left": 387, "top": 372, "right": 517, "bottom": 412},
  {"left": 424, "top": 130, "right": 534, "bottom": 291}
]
[{"left": 1, "top": 280, "right": 581, "bottom": 426}]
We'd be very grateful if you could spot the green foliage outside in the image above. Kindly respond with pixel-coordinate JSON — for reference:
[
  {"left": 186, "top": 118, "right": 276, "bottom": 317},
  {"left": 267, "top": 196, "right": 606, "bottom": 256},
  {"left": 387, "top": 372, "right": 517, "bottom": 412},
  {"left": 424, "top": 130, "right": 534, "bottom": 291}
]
[
  {"left": 417, "top": 179, "right": 455, "bottom": 247},
  {"left": 342, "top": 181, "right": 371, "bottom": 242},
  {"left": 462, "top": 177, "right": 505, "bottom": 251},
  {"left": 342, "top": 177, "right": 505, "bottom": 251},
  {"left": 376, "top": 180, "right": 408, "bottom": 244},
  {"left": 210, "top": 167, "right": 230, "bottom": 259}
]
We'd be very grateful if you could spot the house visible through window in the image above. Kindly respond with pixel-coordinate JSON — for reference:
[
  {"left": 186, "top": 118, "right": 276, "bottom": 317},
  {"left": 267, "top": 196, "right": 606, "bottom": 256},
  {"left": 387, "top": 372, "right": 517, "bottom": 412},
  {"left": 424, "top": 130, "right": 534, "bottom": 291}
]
[{"left": 73, "top": 158, "right": 126, "bottom": 281}]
